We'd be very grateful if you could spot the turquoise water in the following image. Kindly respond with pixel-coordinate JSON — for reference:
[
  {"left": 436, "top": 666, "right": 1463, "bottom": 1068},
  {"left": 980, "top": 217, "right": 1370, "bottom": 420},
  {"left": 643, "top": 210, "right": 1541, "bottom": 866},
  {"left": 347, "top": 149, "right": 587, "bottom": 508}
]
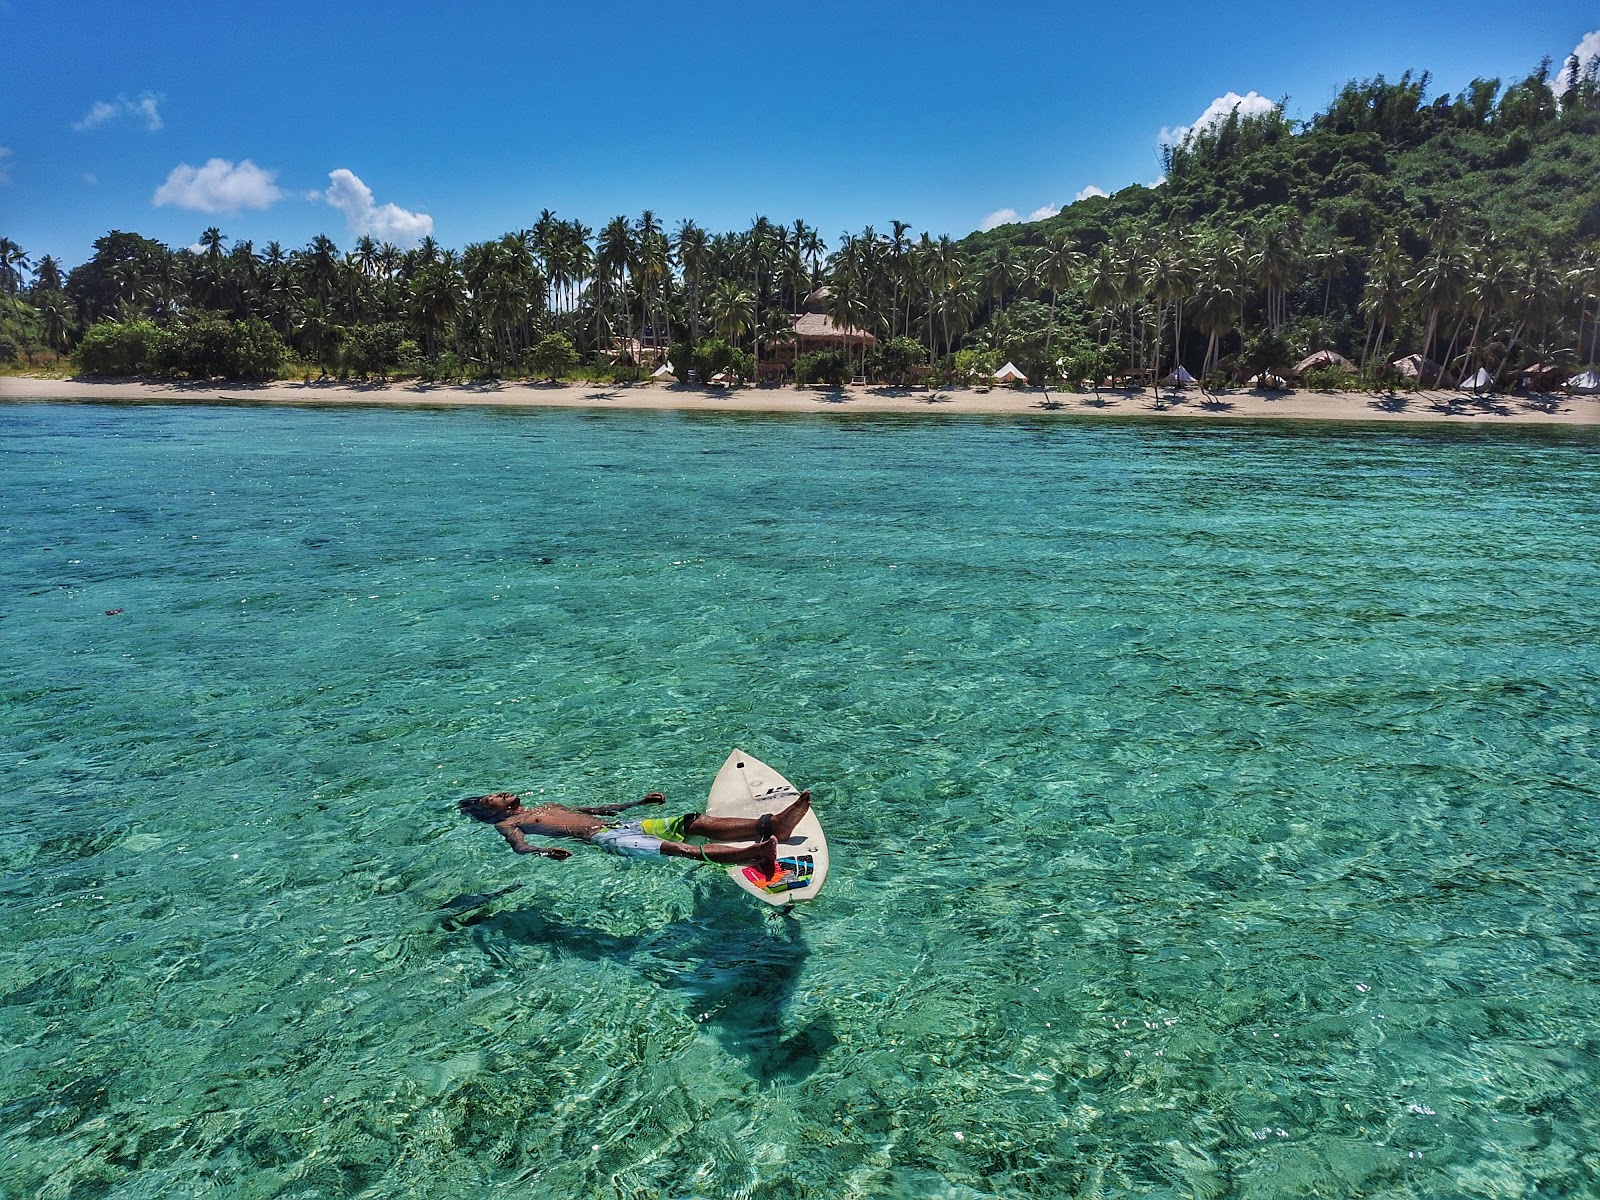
[{"left": 2, "top": 401, "right": 1599, "bottom": 1200}]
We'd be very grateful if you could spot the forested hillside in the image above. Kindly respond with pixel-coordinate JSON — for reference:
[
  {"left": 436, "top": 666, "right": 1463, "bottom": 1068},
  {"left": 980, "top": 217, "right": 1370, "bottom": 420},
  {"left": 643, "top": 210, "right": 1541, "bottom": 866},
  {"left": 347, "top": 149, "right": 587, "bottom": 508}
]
[{"left": 2, "top": 53, "right": 1597, "bottom": 387}]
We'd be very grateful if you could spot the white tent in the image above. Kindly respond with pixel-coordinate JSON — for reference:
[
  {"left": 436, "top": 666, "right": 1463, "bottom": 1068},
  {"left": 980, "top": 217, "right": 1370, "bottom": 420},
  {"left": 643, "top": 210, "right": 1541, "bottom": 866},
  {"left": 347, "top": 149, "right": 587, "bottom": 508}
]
[
  {"left": 1166, "top": 366, "right": 1196, "bottom": 384},
  {"left": 1458, "top": 367, "right": 1492, "bottom": 392},
  {"left": 1247, "top": 373, "right": 1290, "bottom": 389},
  {"left": 651, "top": 362, "right": 676, "bottom": 381},
  {"left": 993, "top": 361, "right": 1028, "bottom": 384},
  {"left": 1570, "top": 370, "right": 1600, "bottom": 394}
]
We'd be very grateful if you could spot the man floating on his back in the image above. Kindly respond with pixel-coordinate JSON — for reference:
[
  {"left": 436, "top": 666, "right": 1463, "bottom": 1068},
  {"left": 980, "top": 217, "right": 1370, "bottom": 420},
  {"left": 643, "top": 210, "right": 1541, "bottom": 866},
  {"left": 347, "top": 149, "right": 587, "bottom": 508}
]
[{"left": 459, "top": 788, "right": 811, "bottom": 883}]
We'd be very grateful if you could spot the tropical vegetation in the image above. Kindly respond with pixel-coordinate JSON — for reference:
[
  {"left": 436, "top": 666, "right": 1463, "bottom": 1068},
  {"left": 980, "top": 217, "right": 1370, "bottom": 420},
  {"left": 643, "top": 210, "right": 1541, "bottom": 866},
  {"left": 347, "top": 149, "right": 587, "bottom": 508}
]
[{"left": 3, "top": 53, "right": 1598, "bottom": 390}]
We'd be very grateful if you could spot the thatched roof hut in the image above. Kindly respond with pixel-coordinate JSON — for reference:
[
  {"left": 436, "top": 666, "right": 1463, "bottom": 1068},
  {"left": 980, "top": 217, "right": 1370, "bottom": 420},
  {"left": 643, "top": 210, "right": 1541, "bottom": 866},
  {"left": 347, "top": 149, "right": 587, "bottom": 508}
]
[
  {"left": 792, "top": 312, "right": 876, "bottom": 348},
  {"left": 1292, "top": 349, "right": 1353, "bottom": 376},
  {"left": 1519, "top": 362, "right": 1566, "bottom": 390},
  {"left": 1391, "top": 354, "right": 1442, "bottom": 384}
]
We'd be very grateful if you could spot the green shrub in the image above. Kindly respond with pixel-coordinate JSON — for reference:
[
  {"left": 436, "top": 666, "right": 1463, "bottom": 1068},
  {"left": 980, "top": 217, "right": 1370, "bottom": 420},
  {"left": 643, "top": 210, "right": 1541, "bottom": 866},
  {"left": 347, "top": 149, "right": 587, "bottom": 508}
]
[
  {"left": 693, "top": 337, "right": 752, "bottom": 383},
  {"left": 420, "top": 351, "right": 463, "bottom": 383},
  {"left": 157, "top": 313, "right": 286, "bottom": 380},
  {"left": 528, "top": 332, "right": 578, "bottom": 381},
  {"left": 1304, "top": 364, "right": 1358, "bottom": 391},
  {"left": 667, "top": 339, "right": 693, "bottom": 381},
  {"left": 953, "top": 347, "right": 1000, "bottom": 383},
  {"left": 74, "top": 320, "right": 168, "bottom": 375},
  {"left": 343, "top": 322, "right": 407, "bottom": 382},
  {"left": 865, "top": 337, "right": 926, "bottom": 385},
  {"left": 795, "top": 349, "right": 852, "bottom": 387}
]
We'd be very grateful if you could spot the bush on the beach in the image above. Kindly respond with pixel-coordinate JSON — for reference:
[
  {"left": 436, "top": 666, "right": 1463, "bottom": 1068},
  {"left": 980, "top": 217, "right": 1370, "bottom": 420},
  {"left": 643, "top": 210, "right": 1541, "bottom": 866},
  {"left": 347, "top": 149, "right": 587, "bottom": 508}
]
[
  {"left": 693, "top": 338, "right": 752, "bottom": 384},
  {"left": 1062, "top": 346, "right": 1112, "bottom": 391},
  {"left": 342, "top": 322, "right": 408, "bottom": 382},
  {"left": 159, "top": 314, "right": 286, "bottom": 380},
  {"left": 952, "top": 347, "right": 1001, "bottom": 384},
  {"left": 528, "top": 333, "right": 579, "bottom": 381},
  {"left": 74, "top": 316, "right": 287, "bottom": 380},
  {"left": 420, "top": 351, "right": 464, "bottom": 383},
  {"left": 668, "top": 340, "right": 693, "bottom": 382},
  {"left": 866, "top": 337, "right": 927, "bottom": 386},
  {"left": 1304, "top": 364, "right": 1359, "bottom": 391},
  {"left": 795, "top": 349, "right": 852, "bottom": 387},
  {"left": 75, "top": 320, "right": 168, "bottom": 375}
]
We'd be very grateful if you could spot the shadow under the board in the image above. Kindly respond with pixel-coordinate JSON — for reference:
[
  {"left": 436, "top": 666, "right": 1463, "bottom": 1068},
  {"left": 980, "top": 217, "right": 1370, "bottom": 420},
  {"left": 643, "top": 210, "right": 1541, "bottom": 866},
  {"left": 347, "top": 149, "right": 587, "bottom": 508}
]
[{"left": 458, "top": 883, "right": 828, "bottom": 1080}]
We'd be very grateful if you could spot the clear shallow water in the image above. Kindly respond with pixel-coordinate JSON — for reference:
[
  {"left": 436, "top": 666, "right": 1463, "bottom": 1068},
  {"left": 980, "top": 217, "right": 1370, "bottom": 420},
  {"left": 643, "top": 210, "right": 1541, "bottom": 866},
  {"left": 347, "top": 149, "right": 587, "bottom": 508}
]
[{"left": 2, "top": 401, "right": 1599, "bottom": 1200}]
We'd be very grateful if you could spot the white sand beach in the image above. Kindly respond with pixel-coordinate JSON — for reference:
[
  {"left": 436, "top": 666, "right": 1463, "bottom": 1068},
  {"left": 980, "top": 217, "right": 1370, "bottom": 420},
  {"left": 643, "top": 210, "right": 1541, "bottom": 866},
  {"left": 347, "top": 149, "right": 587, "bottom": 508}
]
[{"left": 3, "top": 375, "right": 1597, "bottom": 425}]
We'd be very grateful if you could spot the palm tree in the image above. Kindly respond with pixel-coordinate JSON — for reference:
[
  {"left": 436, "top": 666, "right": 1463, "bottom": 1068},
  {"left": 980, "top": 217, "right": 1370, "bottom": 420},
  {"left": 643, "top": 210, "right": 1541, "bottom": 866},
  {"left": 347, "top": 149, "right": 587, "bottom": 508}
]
[
  {"left": 1083, "top": 248, "right": 1122, "bottom": 349},
  {"left": 0, "top": 237, "right": 29, "bottom": 296},
  {"left": 984, "top": 244, "right": 1024, "bottom": 329},
  {"left": 1360, "top": 239, "right": 1407, "bottom": 374},
  {"left": 597, "top": 216, "right": 636, "bottom": 355},
  {"left": 708, "top": 279, "right": 755, "bottom": 352},
  {"left": 30, "top": 254, "right": 63, "bottom": 294},
  {"left": 1034, "top": 235, "right": 1081, "bottom": 380},
  {"left": 668, "top": 224, "right": 707, "bottom": 345},
  {"left": 1310, "top": 241, "right": 1355, "bottom": 321},
  {"left": 1407, "top": 249, "right": 1467, "bottom": 373},
  {"left": 1191, "top": 275, "right": 1241, "bottom": 379},
  {"left": 1249, "top": 215, "right": 1301, "bottom": 332},
  {"left": 1144, "top": 236, "right": 1196, "bottom": 376},
  {"left": 636, "top": 212, "right": 668, "bottom": 354}
]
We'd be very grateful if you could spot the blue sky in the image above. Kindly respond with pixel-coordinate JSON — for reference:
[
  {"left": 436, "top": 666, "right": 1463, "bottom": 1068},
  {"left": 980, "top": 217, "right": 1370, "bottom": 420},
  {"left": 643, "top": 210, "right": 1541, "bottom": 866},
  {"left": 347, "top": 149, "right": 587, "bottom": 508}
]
[{"left": 2, "top": 0, "right": 1596, "bottom": 268}]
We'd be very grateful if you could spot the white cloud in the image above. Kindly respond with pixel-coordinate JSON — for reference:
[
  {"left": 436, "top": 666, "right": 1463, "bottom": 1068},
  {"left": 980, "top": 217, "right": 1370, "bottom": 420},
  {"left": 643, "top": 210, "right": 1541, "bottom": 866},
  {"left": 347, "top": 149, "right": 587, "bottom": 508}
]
[
  {"left": 73, "top": 91, "right": 164, "bottom": 132},
  {"left": 153, "top": 158, "right": 284, "bottom": 213},
  {"left": 82, "top": 171, "right": 98, "bottom": 185},
  {"left": 1074, "top": 185, "right": 1109, "bottom": 202},
  {"left": 74, "top": 100, "right": 119, "bottom": 131},
  {"left": 0, "top": 146, "right": 12, "bottom": 185},
  {"left": 1160, "top": 90, "right": 1277, "bottom": 147},
  {"left": 317, "top": 168, "right": 434, "bottom": 245},
  {"left": 1146, "top": 175, "right": 1168, "bottom": 189},
  {"left": 1552, "top": 30, "right": 1600, "bottom": 99},
  {"left": 982, "top": 204, "right": 1062, "bottom": 231}
]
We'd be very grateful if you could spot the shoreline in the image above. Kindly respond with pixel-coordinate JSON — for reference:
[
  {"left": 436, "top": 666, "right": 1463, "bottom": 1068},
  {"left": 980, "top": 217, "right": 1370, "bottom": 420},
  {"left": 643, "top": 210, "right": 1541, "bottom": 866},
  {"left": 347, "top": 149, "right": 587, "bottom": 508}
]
[{"left": 3, "top": 375, "right": 1598, "bottom": 426}]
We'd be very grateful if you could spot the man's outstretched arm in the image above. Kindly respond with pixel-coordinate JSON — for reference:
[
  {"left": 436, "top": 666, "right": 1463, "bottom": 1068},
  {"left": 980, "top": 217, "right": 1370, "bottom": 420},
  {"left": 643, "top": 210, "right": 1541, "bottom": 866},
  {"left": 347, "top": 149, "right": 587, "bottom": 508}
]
[
  {"left": 498, "top": 825, "right": 572, "bottom": 860},
  {"left": 575, "top": 791, "right": 667, "bottom": 817}
]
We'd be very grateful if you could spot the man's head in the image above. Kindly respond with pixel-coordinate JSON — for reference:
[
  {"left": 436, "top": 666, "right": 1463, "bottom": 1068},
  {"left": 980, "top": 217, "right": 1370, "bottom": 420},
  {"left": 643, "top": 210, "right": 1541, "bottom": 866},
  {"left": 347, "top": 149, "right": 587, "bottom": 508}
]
[{"left": 460, "top": 792, "right": 521, "bottom": 822}]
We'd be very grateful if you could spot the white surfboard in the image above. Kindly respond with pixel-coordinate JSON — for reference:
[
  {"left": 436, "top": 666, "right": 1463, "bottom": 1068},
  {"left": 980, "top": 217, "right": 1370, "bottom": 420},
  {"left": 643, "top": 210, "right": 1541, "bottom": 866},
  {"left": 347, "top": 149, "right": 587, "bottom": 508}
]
[{"left": 703, "top": 748, "right": 829, "bottom": 906}]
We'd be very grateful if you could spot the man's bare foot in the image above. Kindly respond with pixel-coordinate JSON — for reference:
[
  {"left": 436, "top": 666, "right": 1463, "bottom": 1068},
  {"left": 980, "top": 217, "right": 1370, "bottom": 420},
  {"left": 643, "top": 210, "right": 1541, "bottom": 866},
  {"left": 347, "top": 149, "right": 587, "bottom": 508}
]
[
  {"left": 769, "top": 791, "right": 810, "bottom": 841},
  {"left": 753, "top": 836, "right": 778, "bottom": 878}
]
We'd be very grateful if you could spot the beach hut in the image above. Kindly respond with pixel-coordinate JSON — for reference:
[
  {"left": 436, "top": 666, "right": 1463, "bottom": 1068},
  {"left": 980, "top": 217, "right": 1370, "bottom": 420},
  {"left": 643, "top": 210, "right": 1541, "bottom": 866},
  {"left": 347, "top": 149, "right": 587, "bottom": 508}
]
[
  {"left": 1569, "top": 370, "right": 1600, "bottom": 394},
  {"left": 1519, "top": 362, "right": 1565, "bottom": 391},
  {"left": 1391, "top": 354, "right": 1442, "bottom": 385},
  {"left": 651, "top": 362, "right": 676, "bottom": 382},
  {"left": 1165, "top": 365, "right": 1196, "bottom": 385},
  {"left": 993, "top": 361, "right": 1029, "bottom": 385},
  {"left": 1458, "top": 367, "right": 1492, "bottom": 393},
  {"left": 1292, "top": 349, "right": 1352, "bottom": 376}
]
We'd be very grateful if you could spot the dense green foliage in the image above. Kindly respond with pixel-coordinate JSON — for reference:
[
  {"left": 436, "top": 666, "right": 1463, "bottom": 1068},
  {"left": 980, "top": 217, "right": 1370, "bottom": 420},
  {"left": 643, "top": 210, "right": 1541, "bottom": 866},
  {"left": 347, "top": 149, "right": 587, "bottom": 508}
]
[
  {"left": 2, "top": 51, "right": 1598, "bottom": 386},
  {"left": 72, "top": 314, "right": 285, "bottom": 379},
  {"left": 795, "top": 349, "right": 852, "bottom": 387}
]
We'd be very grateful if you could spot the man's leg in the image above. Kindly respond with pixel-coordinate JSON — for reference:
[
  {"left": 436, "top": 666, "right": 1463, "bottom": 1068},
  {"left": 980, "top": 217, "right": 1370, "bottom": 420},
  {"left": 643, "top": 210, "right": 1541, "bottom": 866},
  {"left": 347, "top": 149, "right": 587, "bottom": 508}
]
[
  {"left": 683, "top": 791, "right": 810, "bottom": 843},
  {"left": 661, "top": 836, "right": 777, "bottom": 874}
]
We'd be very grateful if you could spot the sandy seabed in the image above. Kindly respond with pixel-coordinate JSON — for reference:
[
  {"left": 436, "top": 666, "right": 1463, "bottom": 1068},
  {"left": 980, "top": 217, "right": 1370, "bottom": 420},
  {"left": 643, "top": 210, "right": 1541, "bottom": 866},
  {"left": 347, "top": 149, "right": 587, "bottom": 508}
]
[{"left": 3, "top": 375, "right": 1597, "bottom": 426}]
